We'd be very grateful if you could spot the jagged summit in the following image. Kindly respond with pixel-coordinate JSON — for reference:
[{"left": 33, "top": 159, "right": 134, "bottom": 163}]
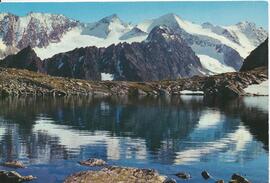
[
  {"left": 120, "top": 27, "right": 147, "bottom": 40},
  {"left": 100, "top": 14, "right": 120, "bottom": 22},
  {"left": 160, "top": 13, "right": 179, "bottom": 19},
  {"left": 82, "top": 14, "right": 131, "bottom": 39},
  {"left": 236, "top": 21, "right": 256, "bottom": 28},
  {"left": 146, "top": 26, "right": 182, "bottom": 43}
]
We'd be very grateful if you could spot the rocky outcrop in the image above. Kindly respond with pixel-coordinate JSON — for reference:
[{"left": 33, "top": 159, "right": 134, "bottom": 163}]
[
  {"left": 64, "top": 166, "right": 167, "bottom": 183},
  {"left": 1, "top": 160, "right": 25, "bottom": 168},
  {"left": 240, "top": 38, "right": 268, "bottom": 71},
  {"left": 78, "top": 158, "right": 106, "bottom": 166},
  {"left": 230, "top": 174, "right": 250, "bottom": 183},
  {"left": 0, "top": 46, "right": 43, "bottom": 72},
  {"left": 0, "top": 170, "right": 36, "bottom": 183}
]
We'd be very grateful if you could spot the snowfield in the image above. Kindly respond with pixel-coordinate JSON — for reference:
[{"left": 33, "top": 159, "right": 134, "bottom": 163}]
[
  {"left": 198, "top": 55, "right": 235, "bottom": 74},
  {"left": 244, "top": 80, "right": 268, "bottom": 96},
  {"left": 34, "top": 27, "right": 147, "bottom": 59}
]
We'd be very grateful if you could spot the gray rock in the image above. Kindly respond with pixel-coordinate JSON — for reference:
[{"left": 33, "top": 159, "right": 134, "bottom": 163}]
[
  {"left": 64, "top": 166, "right": 167, "bottom": 183},
  {"left": 78, "top": 158, "right": 106, "bottom": 167},
  {"left": 175, "top": 172, "right": 191, "bottom": 179},
  {"left": 0, "top": 170, "right": 36, "bottom": 183},
  {"left": 163, "top": 177, "right": 177, "bottom": 183},
  {"left": 1, "top": 160, "right": 25, "bottom": 168},
  {"left": 231, "top": 173, "right": 250, "bottom": 183}
]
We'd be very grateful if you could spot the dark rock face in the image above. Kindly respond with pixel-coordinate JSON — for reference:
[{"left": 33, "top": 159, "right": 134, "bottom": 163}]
[
  {"left": 44, "top": 47, "right": 102, "bottom": 80},
  {"left": 240, "top": 38, "right": 268, "bottom": 71},
  {"left": 0, "top": 46, "right": 43, "bottom": 72},
  {"left": 45, "top": 26, "right": 204, "bottom": 81}
]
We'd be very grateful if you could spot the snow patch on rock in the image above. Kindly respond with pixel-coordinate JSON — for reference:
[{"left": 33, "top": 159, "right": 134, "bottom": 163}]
[
  {"left": 180, "top": 90, "right": 204, "bottom": 95},
  {"left": 101, "top": 73, "right": 114, "bottom": 81}
]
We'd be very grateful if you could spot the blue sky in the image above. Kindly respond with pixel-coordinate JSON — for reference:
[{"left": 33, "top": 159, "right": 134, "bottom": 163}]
[{"left": 0, "top": 1, "right": 268, "bottom": 29}]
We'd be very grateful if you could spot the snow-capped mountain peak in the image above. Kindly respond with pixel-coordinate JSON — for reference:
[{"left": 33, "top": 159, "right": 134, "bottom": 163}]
[
  {"left": 146, "top": 25, "right": 181, "bottom": 43},
  {"left": 137, "top": 13, "right": 181, "bottom": 33},
  {"left": 120, "top": 27, "right": 147, "bottom": 40},
  {"left": 81, "top": 14, "right": 132, "bottom": 39},
  {"left": 99, "top": 13, "right": 121, "bottom": 23}
]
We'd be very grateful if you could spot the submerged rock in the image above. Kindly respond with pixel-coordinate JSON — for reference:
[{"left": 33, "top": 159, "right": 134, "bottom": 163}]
[
  {"left": 201, "top": 170, "right": 211, "bottom": 180},
  {"left": 64, "top": 166, "right": 167, "bottom": 183},
  {"left": 163, "top": 177, "right": 177, "bottom": 183},
  {"left": 231, "top": 173, "right": 250, "bottom": 183},
  {"left": 78, "top": 158, "right": 106, "bottom": 166},
  {"left": 216, "top": 180, "right": 225, "bottom": 183},
  {"left": 0, "top": 170, "right": 36, "bottom": 183},
  {"left": 175, "top": 172, "right": 191, "bottom": 179},
  {"left": 1, "top": 161, "right": 25, "bottom": 168}
]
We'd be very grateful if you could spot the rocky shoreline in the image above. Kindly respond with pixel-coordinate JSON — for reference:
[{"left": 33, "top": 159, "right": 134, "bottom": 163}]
[
  {"left": 0, "top": 159, "right": 252, "bottom": 183},
  {"left": 0, "top": 67, "right": 267, "bottom": 98}
]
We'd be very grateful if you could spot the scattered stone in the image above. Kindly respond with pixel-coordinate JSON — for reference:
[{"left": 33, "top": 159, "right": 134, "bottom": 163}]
[
  {"left": 201, "top": 170, "right": 211, "bottom": 180},
  {"left": 64, "top": 166, "right": 166, "bottom": 183},
  {"left": 163, "top": 177, "right": 176, "bottom": 183},
  {"left": 1, "top": 160, "right": 25, "bottom": 168},
  {"left": 175, "top": 172, "right": 191, "bottom": 179},
  {"left": 231, "top": 173, "right": 250, "bottom": 183},
  {"left": 78, "top": 158, "right": 106, "bottom": 166},
  {"left": 216, "top": 180, "right": 225, "bottom": 183},
  {"left": 0, "top": 170, "right": 36, "bottom": 183}
]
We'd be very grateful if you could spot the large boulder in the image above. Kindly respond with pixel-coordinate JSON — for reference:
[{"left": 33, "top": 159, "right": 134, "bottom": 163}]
[{"left": 64, "top": 166, "right": 167, "bottom": 183}]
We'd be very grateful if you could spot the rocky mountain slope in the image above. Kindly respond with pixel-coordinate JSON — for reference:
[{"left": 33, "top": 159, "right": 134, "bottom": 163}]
[
  {"left": 0, "top": 26, "right": 205, "bottom": 81},
  {"left": 240, "top": 38, "right": 268, "bottom": 71},
  {"left": 44, "top": 26, "right": 205, "bottom": 81},
  {"left": 0, "top": 12, "right": 267, "bottom": 75}
]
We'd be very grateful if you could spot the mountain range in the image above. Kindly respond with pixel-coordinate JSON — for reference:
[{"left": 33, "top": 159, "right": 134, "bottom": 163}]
[{"left": 0, "top": 12, "right": 268, "bottom": 81}]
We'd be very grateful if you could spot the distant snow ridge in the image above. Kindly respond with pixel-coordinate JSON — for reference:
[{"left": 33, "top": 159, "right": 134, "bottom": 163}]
[{"left": 0, "top": 12, "right": 268, "bottom": 75}]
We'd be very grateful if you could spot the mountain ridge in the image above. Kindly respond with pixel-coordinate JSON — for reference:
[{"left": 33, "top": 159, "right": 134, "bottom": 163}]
[
  {"left": 0, "top": 26, "right": 206, "bottom": 81},
  {"left": 0, "top": 12, "right": 268, "bottom": 75}
]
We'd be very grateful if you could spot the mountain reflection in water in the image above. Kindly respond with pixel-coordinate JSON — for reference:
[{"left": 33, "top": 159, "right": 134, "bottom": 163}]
[{"left": 0, "top": 96, "right": 268, "bottom": 183}]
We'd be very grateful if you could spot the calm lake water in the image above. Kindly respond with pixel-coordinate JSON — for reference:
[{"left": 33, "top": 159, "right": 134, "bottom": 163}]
[{"left": 0, "top": 96, "right": 268, "bottom": 183}]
